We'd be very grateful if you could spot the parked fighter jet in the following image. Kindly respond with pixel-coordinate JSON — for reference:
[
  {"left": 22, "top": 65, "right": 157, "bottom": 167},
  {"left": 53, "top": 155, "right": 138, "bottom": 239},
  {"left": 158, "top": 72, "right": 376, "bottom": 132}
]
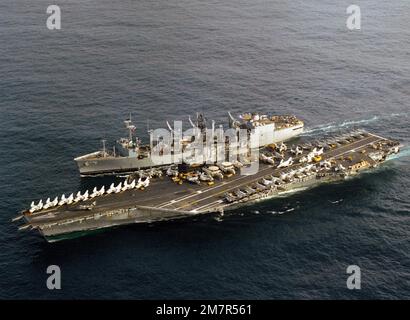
[
  {"left": 204, "top": 166, "right": 224, "bottom": 179},
  {"left": 291, "top": 145, "right": 303, "bottom": 156},
  {"left": 260, "top": 178, "right": 273, "bottom": 186},
  {"left": 199, "top": 172, "right": 214, "bottom": 182},
  {"left": 234, "top": 189, "right": 246, "bottom": 199},
  {"left": 269, "top": 176, "right": 281, "bottom": 185},
  {"left": 74, "top": 191, "right": 82, "bottom": 202},
  {"left": 224, "top": 192, "right": 236, "bottom": 203},
  {"left": 315, "top": 147, "right": 324, "bottom": 156},
  {"left": 166, "top": 165, "right": 178, "bottom": 177},
  {"left": 29, "top": 199, "right": 43, "bottom": 213},
  {"left": 299, "top": 156, "right": 308, "bottom": 163},
  {"left": 219, "top": 162, "right": 236, "bottom": 175},
  {"left": 232, "top": 160, "right": 244, "bottom": 169},
  {"left": 186, "top": 172, "right": 200, "bottom": 184},
  {"left": 260, "top": 153, "right": 275, "bottom": 165},
  {"left": 114, "top": 182, "right": 122, "bottom": 193},
  {"left": 254, "top": 182, "right": 267, "bottom": 190},
  {"left": 58, "top": 195, "right": 67, "bottom": 206},
  {"left": 122, "top": 180, "right": 130, "bottom": 191},
  {"left": 321, "top": 160, "right": 332, "bottom": 170},
  {"left": 51, "top": 196, "right": 58, "bottom": 207},
  {"left": 135, "top": 177, "right": 150, "bottom": 189},
  {"left": 141, "top": 177, "right": 150, "bottom": 188},
  {"left": 135, "top": 178, "right": 143, "bottom": 189},
  {"left": 287, "top": 169, "right": 296, "bottom": 178},
  {"left": 43, "top": 198, "right": 52, "bottom": 210},
  {"left": 106, "top": 183, "right": 115, "bottom": 195},
  {"left": 82, "top": 190, "right": 89, "bottom": 201},
  {"left": 335, "top": 164, "right": 346, "bottom": 172},
  {"left": 66, "top": 193, "right": 74, "bottom": 205},
  {"left": 279, "top": 142, "right": 287, "bottom": 152},
  {"left": 277, "top": 157, "right": 293, "bottom": 168},
  {"left": 90, "top": 187, "right": 99, "bottom": 199}
]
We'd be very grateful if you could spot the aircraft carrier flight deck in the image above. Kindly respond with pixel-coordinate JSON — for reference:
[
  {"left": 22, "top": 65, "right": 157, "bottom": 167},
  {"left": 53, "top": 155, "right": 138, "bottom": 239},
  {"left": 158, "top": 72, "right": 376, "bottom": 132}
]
[{"left": 15, "top": 131, "right": 400, "bottom": 241}]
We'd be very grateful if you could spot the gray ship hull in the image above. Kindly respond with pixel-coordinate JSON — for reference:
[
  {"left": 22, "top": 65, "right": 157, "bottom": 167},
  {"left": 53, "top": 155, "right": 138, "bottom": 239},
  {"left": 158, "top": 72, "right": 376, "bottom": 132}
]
[
  {"left": 75, "top": 155, "right": 169, "bottom": 176},
  {"left": 33, "top": 168, "right": 373, "bottom": 242},
  {"left": 40, "top": 206, "right": 200, "bottom": 241},
  {"left": 34, "top": 175, "right": 335, "bottom": 240},
  {"left": 41, "top": 175, "right": 338, "bottom": 241}
]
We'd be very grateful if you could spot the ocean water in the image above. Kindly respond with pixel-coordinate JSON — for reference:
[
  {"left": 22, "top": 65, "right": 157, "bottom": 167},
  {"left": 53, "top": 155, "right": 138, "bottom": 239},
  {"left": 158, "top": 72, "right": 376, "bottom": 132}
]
[{"left": 0, "top": 0, "right": 409, "bottom": 299}]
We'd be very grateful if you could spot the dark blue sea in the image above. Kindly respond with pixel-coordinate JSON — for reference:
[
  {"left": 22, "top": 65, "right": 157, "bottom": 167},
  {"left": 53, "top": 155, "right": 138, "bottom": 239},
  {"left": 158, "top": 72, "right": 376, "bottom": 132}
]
[{"left": 0, "top": 0, "right": 409, "bottom": 299}]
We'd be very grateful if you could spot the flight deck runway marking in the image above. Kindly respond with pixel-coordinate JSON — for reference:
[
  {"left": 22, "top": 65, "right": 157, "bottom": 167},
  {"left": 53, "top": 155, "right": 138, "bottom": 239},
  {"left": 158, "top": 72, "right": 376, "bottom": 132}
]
[{"left": 191, "top": 200, "right": 224, "bottom": 212}]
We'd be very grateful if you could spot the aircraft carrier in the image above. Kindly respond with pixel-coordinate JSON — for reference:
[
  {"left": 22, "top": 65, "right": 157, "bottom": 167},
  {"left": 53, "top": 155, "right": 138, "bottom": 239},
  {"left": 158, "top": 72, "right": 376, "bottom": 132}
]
[{"left": 14, "top": 129, "right": 400, "bottom": 242}]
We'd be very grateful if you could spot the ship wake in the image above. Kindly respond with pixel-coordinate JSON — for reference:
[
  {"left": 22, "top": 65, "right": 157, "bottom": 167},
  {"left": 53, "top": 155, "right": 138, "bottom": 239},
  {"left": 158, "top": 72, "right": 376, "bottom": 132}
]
[{"left": 301, "top": 113, "right": 407, "bottom": 137}]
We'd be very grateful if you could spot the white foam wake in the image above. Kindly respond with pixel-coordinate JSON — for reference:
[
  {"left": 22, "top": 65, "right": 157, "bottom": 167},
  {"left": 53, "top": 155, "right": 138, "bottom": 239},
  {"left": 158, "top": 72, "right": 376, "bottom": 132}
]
[
  {"left": 386, "top": 147, "right": 410, "bottom": 161},
  {"left": 301, "top": 113, "right": 407, "bottom": 137},
  {"left": 302, "top": 116, "right": 379, "bottom": 136}
]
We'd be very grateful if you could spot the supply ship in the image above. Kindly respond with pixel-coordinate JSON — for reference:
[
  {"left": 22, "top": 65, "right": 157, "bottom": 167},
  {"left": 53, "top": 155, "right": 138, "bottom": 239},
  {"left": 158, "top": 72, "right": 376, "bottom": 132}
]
[
  {"left": 14, "top": 113, "right": 401, "bottom": 242},
  {"left": 74, "top": 112, "right": 304, "bottom": 176}
]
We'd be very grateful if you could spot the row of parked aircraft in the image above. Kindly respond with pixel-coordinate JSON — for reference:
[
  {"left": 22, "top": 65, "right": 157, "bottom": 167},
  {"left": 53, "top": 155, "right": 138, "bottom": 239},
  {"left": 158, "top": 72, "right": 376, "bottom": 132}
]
[
  {"left": 317, "top": 130, "right": 370, "bottom": 148},
  {"left": 225, "top": 132, "right": 370, "bottom": 203},
  {"left": 278, "top": 163, "right": 318, "bottom": 182},
  {"left": 261, "top": 142, "right": 300, "bottom": 168},
  {"left": 225, "top": 153, "right": 351, "bottom": 203},
  {"left": 267, "top": 130, "right": 368, "bottom": 164},
  {"left": 224, "top": 173, "right": 287, "bottom": 203},
  {"left": 262, "top": 131, "right": 368, "bottom": 171},
  {"left": 166, "top": 160, "right": 244, "bottom": 184},
  {"left": 29, "top": 177, "right": 150, "bottom": 213}
]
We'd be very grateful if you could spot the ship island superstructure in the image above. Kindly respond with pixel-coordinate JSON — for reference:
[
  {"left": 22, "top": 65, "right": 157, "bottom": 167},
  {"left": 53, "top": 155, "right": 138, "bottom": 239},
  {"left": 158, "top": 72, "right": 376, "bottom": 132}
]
[
  {"left": 14, "top": 128, "right": 400, "bottom": 242},
  {"left": 74, "top": 112, "right": 304, "bottom": 176}
]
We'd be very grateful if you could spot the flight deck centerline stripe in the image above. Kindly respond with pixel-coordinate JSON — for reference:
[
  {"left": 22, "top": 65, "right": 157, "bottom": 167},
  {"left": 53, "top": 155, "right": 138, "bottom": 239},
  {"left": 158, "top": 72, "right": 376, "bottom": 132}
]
[
  {"left": 163, "top": 136, "right": 379, "bottom": 209},
  {"left": 175, "top": 137, "right": 382, "bottom": 210},
  {"left": 193, "top": 200, "right": 223, "bottom": 212}
]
